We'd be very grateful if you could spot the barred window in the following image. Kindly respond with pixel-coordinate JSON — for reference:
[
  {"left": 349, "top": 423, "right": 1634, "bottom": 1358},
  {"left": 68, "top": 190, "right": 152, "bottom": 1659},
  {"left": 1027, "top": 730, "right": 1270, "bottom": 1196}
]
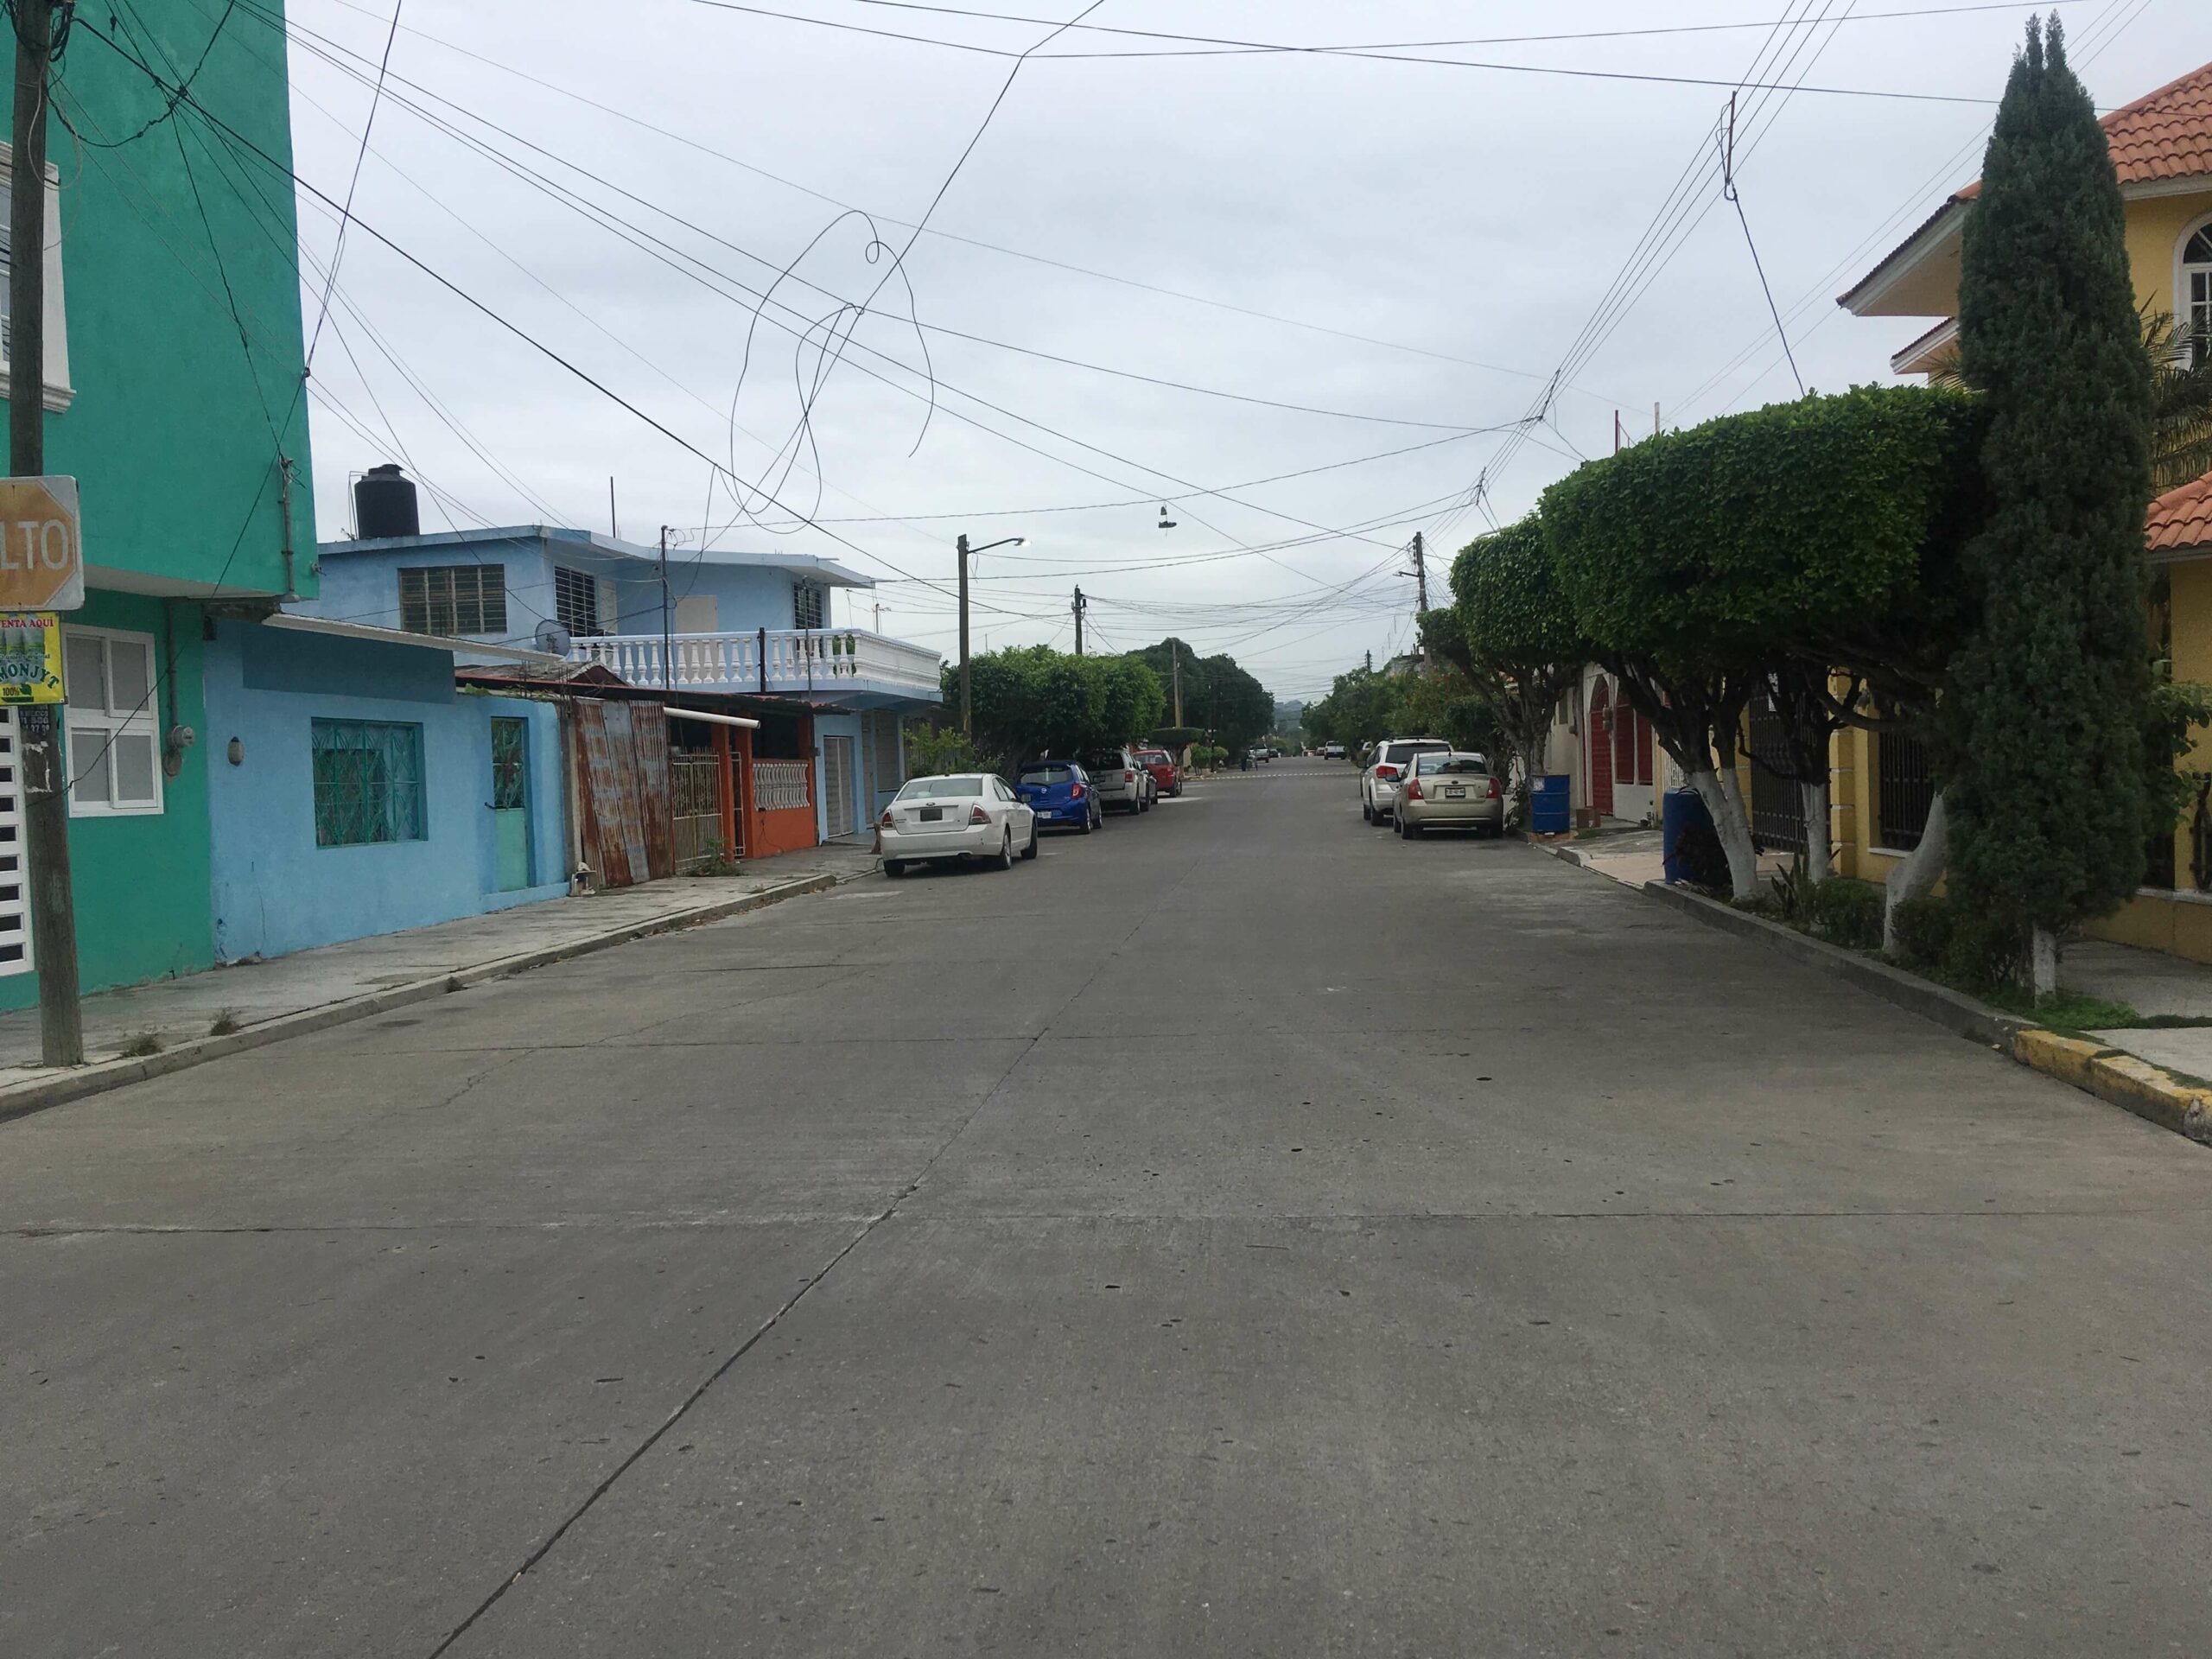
[
  {"left": 313, "top": 719, "right": 426, "bottom": 847},
  {"left": 398, "top": 564, "right": 506, "bottom": 636},
  {"left": 553, "top": 565, "right": 603, "bottom": 637},
  {"left": 792, "top": 580, "right": 826, "bottom": 630}
]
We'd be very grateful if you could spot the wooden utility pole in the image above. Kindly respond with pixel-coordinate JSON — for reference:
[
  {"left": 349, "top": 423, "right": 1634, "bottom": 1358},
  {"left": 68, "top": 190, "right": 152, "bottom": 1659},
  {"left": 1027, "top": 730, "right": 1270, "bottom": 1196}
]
[
  {"left": 1071, "top": 586, "right": 1086, "bottom": 656},
  {"left": 957, "top": 532, "right": 971, "bottom": 734},
  {"left": 1171, "top": 649, "right": 1183, "bottom": 727},
  {"left": 13, "top": 0, "right": 81, "bottom": 1065}
]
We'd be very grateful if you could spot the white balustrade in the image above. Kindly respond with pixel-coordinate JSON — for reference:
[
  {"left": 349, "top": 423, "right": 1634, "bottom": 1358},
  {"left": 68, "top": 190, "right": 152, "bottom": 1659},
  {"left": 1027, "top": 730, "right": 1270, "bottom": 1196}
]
[
  {"left": 571, "top": 627, "right": 941, "bottom": 700},
  {"left": 753, "top": 760, "right": 811, "bottom": 812}
]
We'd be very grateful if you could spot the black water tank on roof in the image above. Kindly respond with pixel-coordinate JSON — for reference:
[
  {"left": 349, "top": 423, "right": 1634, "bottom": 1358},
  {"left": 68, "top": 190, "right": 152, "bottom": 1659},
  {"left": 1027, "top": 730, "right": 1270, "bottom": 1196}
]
[{"left": 354, "top": 463, "right": 420, "bottom": 539}]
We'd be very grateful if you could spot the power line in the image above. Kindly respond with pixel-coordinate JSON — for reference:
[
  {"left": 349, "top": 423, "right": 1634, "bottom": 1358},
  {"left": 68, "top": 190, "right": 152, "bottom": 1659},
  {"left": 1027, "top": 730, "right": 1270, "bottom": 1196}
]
[{"left": 305, "top": 0, "right": 402, "bottom": 369}]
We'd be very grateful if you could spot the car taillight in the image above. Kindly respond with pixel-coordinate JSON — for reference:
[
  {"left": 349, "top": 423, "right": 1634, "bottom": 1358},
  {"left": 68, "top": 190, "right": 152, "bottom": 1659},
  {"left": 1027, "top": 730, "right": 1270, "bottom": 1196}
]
[
  {"left": 1487, "top": 778, "right": 1501, "bottom": 798},
  {"left": 880, "top": 808, "right": 893, "bottom": 828},
  {"left": 1404, "top": 779, "right": 1424, "bottom": 800},
  {"left": 1072, "top": 783, "right": 1085, "bottom": 798},
  {"left": 1125, "top": 771, "right": 1135, "bottom": 783},
  {"left": 1376, "top": 764, "right": 1399, "bottom": 780},
  {"left": 969, "top": 804, "right": 990, "bottom": 825}
]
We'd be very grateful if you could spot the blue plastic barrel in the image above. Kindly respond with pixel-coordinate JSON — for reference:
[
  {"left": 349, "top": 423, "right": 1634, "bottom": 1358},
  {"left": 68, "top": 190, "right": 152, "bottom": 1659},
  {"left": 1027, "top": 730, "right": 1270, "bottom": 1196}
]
[
  {"left": 1661, "top": 785, "right": 1714, "bottom": 883},
  {"left": 1529, "top": 773, "right": 1570, "bottom": 835}
]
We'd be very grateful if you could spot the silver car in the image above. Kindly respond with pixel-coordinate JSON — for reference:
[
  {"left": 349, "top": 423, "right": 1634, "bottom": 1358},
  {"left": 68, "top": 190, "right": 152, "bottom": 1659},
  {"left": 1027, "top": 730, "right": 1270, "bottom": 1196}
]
[
  {"left": 1395, "top": 751, "right": 1504, "bottom": 838},
  {"left": 1361, "top": 737, "right": 1451, "bottom": 824}
]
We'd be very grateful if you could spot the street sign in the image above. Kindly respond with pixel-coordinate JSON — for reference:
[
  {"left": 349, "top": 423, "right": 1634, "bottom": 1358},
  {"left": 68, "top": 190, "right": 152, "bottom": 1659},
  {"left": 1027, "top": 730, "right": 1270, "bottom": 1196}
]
[
  {"left": 0, "top": 613, "right": 64, "bottom": 704},
  {"left": 0, "top": 476, "right": 82, "bottom": 611}
]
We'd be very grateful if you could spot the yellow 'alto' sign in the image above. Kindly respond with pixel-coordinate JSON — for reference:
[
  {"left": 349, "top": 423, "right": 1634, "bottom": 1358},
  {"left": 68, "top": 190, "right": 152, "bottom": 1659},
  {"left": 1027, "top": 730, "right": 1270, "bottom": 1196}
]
[{"left": 0, "top": 476, "right": 82, "bottom": 612}]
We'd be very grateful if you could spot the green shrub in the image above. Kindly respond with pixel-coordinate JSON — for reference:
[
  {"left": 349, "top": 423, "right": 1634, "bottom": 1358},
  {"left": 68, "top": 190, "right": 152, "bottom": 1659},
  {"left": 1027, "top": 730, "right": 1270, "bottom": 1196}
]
[
  {"left": 1942, "top": 906, "right": 2029, "bottom": 988},
  {"left": 1888, "top": 893, "right": 1955, "bottom": 969},
  {"left": 1804, "top": 878, "right": 1883, "bottom": 950}
]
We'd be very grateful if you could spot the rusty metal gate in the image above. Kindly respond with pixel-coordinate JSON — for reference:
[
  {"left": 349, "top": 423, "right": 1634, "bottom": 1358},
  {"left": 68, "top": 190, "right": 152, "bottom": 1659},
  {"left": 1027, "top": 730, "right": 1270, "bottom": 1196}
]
[
  {"left": 1746, "top": 688, "right": 1807, "bottom": 856},
  {"left": 669, "top": 753, "right": 722, "bottom": 872},
  {"left": 574, "top": 699, "right": 675, "bottom": 887}
]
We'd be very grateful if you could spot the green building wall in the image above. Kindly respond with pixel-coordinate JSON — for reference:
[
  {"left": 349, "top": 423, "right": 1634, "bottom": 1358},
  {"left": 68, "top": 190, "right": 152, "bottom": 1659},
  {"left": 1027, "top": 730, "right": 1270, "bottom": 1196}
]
[{"left": 0, "top": 2, "right": 316, "bottom": 1014}]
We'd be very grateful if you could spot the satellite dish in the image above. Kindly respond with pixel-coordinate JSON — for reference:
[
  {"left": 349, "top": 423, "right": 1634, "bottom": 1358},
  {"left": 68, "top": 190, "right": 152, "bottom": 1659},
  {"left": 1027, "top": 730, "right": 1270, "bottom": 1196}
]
[{"left": 534, "top": 620, "right": 574, "bottom": 656}]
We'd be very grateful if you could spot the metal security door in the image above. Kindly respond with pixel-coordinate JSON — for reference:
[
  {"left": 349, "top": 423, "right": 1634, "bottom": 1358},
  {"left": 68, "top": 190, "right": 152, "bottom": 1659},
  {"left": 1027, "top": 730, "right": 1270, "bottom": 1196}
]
[
  {"left": 490, "top": 717, "right": 532, "bottom": 891},
  {"left": 0, "top": 712, "right": 29, "bottom": 973},
  {"left": 823, "top": 734, "right": 855, "bottom": 838},
  {"left": 1587, "top": 680, "right": 1614, "bottom": 817},
  {"left": 1746, "top": 689, "right": 1808, "bottom": 856}
]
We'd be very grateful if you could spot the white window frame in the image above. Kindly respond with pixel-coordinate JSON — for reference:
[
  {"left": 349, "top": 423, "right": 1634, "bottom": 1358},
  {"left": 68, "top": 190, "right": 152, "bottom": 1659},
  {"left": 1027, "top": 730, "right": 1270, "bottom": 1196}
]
[
  {"left": 2175, "top": 211, "right": 2212, "bottom": 367},
  {"left": 0, "top": 140, "right": 73, "bottom": 412},
  {"left": 65, "top": 626, "right": 163, "bottom": 818}
]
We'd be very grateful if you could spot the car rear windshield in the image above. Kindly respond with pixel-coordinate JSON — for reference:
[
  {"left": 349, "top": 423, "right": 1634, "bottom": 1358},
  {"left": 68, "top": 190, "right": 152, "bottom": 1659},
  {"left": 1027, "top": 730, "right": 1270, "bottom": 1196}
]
[
  {"left": 1135, "top": 752, "right": 1169, "bottom": 765},
  {"left": 896, "top": 776, "right": 984, "bottom": 799},
  {"left": 1020, "top": 765, "right": 1076, "bottom": 785},
  {"left": 1080, "top": 752, "right": 1124, "bottom": 771},
  {"left": 1418, "top": 754, "right": 1490, "bottom": 775},
  {"left": 1384, "top": 741, "right": 1448, "bottom": 764}
]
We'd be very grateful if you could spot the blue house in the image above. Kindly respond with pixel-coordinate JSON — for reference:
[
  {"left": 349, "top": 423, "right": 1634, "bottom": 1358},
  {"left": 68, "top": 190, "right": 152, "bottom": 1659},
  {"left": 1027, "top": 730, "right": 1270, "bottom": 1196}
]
[
  {"left": 305, "top": 486, "right": 945, "bottom": 849},
  {"left": 200, "top": 614, "right": 570, "bottom": 963}
]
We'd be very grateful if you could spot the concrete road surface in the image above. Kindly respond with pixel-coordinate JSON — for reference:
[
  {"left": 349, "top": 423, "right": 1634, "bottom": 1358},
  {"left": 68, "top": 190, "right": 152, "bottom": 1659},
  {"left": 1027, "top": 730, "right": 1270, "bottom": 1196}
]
[{"left": 4, "top": 758, "right": 2209, "bottom": 1656}]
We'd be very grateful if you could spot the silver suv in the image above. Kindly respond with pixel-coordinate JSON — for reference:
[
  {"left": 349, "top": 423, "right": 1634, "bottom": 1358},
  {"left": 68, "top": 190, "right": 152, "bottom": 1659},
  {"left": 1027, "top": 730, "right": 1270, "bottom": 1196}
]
[{"left": 1361, "top": 737, "right": 1451, "bottom": 824}]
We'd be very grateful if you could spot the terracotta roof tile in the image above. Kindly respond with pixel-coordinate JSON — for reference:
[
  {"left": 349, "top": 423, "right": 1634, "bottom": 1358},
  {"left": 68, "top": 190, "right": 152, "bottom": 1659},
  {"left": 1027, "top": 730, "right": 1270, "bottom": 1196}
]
[
  {"left": 2148, "top": 468, "right": 2212, "bottom": 556},
  {"left": 2101, "top": 60, "right": 2212, "bottom": 185},
  {"left": 1845, "top": 60, "right": 2212, "bottom": 305}
]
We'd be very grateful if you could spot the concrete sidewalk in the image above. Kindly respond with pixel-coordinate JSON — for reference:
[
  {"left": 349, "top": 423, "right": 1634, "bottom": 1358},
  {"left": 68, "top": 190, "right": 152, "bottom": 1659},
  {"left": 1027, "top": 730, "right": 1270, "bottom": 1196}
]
[
  {"left": 2066, "top": 937, "right": 2212, "bottom": 1079},
  {"left": 0, "top": 844, "right": 878, "bottom": 1118}
]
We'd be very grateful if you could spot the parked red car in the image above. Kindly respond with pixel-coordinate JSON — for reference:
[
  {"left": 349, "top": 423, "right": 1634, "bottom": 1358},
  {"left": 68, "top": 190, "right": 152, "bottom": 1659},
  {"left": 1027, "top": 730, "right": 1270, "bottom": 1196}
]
[{"left": 1134, "top": 747, "right": 1183, "bottom": 798}]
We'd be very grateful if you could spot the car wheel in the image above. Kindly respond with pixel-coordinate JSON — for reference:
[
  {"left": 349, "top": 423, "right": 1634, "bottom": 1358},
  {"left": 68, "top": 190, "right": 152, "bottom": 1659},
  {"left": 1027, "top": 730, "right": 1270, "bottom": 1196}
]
[
  {"left": 1403, "top": 817, "right": 1422, "bottom": 839},
  {"left": 1023, "top": 820, "right": 1039, "bottom": 860},
  {"left": 1078, "top": 808, "right": 1094, "bottom": 835},
  {"left": 884, "top": 860, "right": 905, "bottom": 878},
  {"left": 1361, "top": 800, "right": 1373, "bottom": 823},
  {"left": 994, "top": 830, "right": 1014, "bottom": 871}
]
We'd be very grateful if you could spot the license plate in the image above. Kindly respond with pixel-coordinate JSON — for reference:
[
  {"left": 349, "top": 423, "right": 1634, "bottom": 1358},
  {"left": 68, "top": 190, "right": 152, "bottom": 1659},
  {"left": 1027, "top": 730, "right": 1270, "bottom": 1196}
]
[
  {"left": 1444, "top": 786, "right": 1466, "bottom": 798},
  {"left": 920, "top": 805, "right": 944, "bottom": 822}
]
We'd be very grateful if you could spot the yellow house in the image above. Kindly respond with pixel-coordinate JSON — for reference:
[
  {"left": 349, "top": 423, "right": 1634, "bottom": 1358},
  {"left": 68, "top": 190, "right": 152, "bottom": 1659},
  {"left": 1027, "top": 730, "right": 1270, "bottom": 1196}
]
[{"left": 1834, "top": 58, "right": 2212, "bottom": 958}]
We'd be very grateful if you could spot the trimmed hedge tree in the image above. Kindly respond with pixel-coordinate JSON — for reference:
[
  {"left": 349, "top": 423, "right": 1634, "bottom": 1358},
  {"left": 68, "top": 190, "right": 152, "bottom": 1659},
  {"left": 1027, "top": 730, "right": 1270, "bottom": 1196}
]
[
  {"left": 1941, "top": 16, "right": 2155, "bottom": 996},
  {"left": 1450, "top": 516, "right": 1589, "bottom": 797},
  {"left": 1541, "top": 384, "right": 1986, "bottom": 895}
]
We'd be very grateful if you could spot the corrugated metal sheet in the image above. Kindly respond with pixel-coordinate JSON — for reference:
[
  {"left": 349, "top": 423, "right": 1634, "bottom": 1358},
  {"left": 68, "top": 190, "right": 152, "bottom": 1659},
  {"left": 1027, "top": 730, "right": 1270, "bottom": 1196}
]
[{"left": 575, "top": 698, "right": 674, "bottom": 887}]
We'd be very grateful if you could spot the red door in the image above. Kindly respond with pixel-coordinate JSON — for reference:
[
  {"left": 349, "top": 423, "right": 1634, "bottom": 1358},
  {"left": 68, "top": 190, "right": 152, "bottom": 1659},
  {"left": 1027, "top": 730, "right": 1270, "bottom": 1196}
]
[{"left": 1588, "top": 679, "right": 1615, "bottom": 817}]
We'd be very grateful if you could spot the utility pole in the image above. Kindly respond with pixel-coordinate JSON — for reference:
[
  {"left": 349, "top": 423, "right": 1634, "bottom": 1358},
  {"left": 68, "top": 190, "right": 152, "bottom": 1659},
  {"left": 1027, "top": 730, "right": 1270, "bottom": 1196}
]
[
  {"left": 957, "top": 532, "right": 971, "bottom": 734},
  {"left": 1071, "top": 586, "right": 1087, "bottom": 655},
  {"left": 15, "top": 0, "right": 81, "bottom": 1066},
  {"left": 1364, "top": 649, "right": 1373, "bottom": 673},
  {"left": 658, "top": 525, "right": 673, "bottom": 691},
  {"left": 1171, "top": 649, "right": 1183, "bottom": 727}
]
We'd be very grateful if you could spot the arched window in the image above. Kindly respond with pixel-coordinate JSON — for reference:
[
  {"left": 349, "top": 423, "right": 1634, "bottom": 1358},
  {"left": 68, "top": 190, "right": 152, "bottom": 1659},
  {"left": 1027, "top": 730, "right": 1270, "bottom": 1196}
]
[{"left": 2185, "top": 223, "right": 2212, "bottom": 365}]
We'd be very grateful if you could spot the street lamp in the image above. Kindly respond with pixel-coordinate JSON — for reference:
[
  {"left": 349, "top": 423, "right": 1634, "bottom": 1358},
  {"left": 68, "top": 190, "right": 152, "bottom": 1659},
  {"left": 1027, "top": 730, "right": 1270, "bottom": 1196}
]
[{"left": 957, "top": 532, "right": 1027, "bottom": 735}]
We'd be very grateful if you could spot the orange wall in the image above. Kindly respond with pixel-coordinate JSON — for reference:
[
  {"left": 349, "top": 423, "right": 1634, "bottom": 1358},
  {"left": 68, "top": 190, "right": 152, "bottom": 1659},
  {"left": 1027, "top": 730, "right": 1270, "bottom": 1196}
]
[{"left": 749, "top": 804, "right": 818, "bottom": 860}]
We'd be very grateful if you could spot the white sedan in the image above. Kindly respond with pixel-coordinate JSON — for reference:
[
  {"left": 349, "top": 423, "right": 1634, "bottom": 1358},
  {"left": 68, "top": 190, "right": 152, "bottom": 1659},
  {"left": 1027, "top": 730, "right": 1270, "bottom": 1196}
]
[{"left": 880, "top": 773, "right": 1039, "bottom": 875}]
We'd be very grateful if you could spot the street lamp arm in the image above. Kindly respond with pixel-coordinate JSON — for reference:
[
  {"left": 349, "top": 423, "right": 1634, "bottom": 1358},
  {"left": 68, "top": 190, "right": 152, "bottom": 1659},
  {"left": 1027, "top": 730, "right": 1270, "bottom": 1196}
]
[{"left": 968, "top": 536, "right": 1027, "bottom": 556}]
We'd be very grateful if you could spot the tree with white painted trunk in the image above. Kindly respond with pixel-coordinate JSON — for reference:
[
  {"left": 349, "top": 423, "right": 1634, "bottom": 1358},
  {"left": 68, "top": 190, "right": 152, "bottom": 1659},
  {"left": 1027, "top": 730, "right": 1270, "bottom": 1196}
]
[
  {"left": 1441, "top": 520, "right": 1587, "bottom": 808},
  {"left": 1541, "top": 385, "right": 1990, "bottom": 901}
]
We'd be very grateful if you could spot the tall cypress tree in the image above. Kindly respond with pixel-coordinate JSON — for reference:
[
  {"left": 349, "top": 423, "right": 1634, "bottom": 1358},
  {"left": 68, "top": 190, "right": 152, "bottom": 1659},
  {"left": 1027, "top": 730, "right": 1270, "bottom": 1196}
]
[{"left": 1942, "top": 14, "right": 2154, "bottom": 991}]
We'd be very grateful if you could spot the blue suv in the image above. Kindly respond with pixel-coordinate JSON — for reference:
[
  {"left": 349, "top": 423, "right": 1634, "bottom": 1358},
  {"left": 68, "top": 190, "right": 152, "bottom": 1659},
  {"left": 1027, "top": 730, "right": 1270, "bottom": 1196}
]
[{"left": 1014, "top": 759, "right": 1103, "bottom": 834}]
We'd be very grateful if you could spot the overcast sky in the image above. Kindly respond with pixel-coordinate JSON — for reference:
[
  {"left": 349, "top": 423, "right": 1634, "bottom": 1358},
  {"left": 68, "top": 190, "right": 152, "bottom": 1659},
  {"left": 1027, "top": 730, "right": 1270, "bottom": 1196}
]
[{"left": 270, "top": 0, "right": 2209, "bottom": 702}]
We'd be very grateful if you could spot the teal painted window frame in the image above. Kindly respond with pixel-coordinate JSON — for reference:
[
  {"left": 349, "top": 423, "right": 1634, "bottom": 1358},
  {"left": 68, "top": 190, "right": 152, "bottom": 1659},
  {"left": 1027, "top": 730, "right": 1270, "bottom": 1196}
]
[{"left": 312, "top": 718, "right": 426, "bottom": 848}]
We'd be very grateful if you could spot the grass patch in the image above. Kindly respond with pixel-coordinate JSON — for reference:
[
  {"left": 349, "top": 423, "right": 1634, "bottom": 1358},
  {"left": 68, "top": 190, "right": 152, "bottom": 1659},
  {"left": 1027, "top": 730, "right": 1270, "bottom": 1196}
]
[
  {"left": 117, "top": 1032, "right": 163, "bottom": 1059},
  {"left": 207, "top": 1009, "right": 243, "bottom": 1037}
]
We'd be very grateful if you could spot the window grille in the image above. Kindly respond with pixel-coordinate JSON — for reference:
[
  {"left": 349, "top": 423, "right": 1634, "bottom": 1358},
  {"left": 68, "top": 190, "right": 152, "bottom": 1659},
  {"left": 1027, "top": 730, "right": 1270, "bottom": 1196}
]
[
  {"left": 792, "top": 580, "right": 826, "bottom": 630},
  {"left": 313, "top": 719, "right": 427, "bottom": 847},
  {"left": 2185, "top": 226, "right": 2212, "bottom": 366},
  {"left": 399, "top": 564, "right": 506, "bottom": 636},
  {"left": 1876, "top": 729, "right": 1934, "bottom": 852},
  {"left": 491, "top": 717, "right": 528, "bottom": 810},
  {"left": 553, "top": 565, "right": 604, "bottom": 636}
]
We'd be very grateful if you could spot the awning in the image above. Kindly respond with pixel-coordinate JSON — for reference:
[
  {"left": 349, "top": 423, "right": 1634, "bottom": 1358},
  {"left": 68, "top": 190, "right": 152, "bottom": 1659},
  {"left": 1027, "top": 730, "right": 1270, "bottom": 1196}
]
[
  {"left": 261, "top": 612, "right": 569, "bottom": 666},
  {"left": 664, "top": 705, "right": 760, "bottom": 730}
]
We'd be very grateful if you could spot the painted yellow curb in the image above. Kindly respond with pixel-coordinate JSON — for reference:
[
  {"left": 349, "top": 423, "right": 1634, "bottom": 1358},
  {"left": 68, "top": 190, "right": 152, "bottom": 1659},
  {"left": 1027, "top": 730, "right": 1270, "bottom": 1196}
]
[{"left": 2011, "top": 1027, "right": 2212, "bottom": 1146}]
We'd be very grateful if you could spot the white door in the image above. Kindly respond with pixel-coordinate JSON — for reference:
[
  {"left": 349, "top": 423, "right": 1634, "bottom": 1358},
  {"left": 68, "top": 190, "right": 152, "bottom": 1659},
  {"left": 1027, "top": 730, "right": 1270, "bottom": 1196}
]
[{"left": 823, "top": 734, "right": 855, "bottom": 838}]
